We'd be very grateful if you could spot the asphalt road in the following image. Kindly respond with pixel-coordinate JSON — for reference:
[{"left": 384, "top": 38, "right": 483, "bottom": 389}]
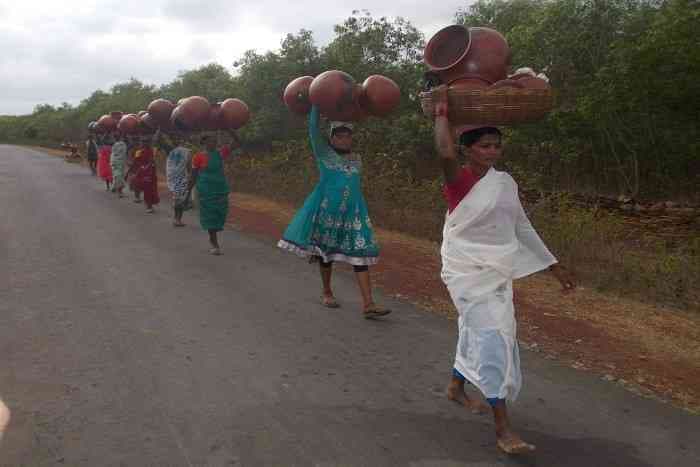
[{"left": 1, "top": 145, "right": 698, "bottom": 467}]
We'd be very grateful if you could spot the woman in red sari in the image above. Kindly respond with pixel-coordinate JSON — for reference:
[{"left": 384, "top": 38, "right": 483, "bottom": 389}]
[
  {"left": 125, "top": 138, "right": 160, "bottom": 213},
  {"left": 96, "top": 134, "right": 113, "bottom": 191}
]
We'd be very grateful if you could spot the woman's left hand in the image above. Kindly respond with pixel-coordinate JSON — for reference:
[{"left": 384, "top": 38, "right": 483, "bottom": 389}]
[{"left": 550, "top": 264, "right": 576, "bottom": 293}]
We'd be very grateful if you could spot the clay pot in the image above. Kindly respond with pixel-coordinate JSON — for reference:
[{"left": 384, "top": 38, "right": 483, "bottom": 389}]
[
  {"left": 489, "top": 78, "right": 525, "bottom": 90},
  {"left": 449, "top": 77, "right": 490, "bottom": 91},
  {"left": 170, "top": 105, "right": 188, "bottom": 131},
  {"left": 220, "top": 98, "right": 250, "bottom": 129},
  {"left": 97, "top": 115, "right": 117, "bottom": 132},
  {"left": 517, "top": 76, "right": 551, "bottom": 90},
  {"left": 117, "top": 114, "right": 139, "bottom": 134},
  {"left": 360, "top": 75, "right": 401, "bottom": 117},
  {"left": 147, "top": 99, "right": 175, "bottom": 127},
  {"left": 203, "top": 102, "right": 224, "bottom": 130},
  {"left": 178, "top": 96, "right": 211, "bottom": 129},
  {"left": 284, "top": 76, "right": 314, "bottom": 115},
  {"left": 137, "top": 110, "right": 148, "bottom": 119},
  {"left": 309, "top": 70, "right": 361, "bottom": 121},
  {"left": 424, "top": 25, "right": 510, "bottom": 85},
  {"left": 139, "top": 112, "right": 158, "bottom": 129}
]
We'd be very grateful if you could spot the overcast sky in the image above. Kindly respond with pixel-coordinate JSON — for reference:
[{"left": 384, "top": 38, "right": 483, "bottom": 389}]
[{"left": 0, "top": 0, "right": 472, "bottom": 115}]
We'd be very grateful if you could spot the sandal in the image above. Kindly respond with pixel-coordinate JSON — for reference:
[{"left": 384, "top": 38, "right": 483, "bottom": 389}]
[
  {"left": 209, "top": 247, "right": 222, "bottom": 256},
  {"left": 321, "top": 296, "right": 340, "bottom": 308},
  {"left": 363, "top": 306, "right": 392, "bottom": 319},
  {"left": 497, "top": 438, "right": 536, "bottom": 455}
]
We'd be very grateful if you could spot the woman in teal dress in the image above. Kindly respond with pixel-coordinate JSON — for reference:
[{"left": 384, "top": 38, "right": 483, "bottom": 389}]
[
  {"left": 187, "top": 132, "right": 239, "bottom": 255},
  {"left": 278, "top": 105, "right": 390, "bottom": 319}
]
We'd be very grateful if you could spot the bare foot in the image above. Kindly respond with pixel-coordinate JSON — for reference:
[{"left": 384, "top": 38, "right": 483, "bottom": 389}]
[
  {"left": 496, "top": 430, "right": 536, "bottom": 455},
  {"left": 447, "top": 381, "right": 489, "bottom": 414}
]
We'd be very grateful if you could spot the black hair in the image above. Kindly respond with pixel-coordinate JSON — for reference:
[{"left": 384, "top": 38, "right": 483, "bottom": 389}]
[
  {"left": 459, "top": 127, "right": 502, "bottom": 148},
  {"left": 331, "top": 127, "right": 352, "bottom": 138}
]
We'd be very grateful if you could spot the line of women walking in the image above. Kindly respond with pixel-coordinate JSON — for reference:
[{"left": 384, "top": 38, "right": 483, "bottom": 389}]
[{"left": 84, "top": 96, "right": 575, "bottom": 455}]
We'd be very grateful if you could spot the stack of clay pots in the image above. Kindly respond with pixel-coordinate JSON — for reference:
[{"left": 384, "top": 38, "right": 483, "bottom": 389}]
[
  {"left": 421, "top": 25, "right": 553, "bottom": 126},
  {"left": 283, "top": 71, "right": 401, "bottom": 121},
  {"left": 90, "top": 96, "right": 251, "bottom": 136}
]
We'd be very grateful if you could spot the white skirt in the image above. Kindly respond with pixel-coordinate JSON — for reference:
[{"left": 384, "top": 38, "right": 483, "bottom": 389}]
[{"left": 449, "top": 279, "right": 522, "bottom": 402}]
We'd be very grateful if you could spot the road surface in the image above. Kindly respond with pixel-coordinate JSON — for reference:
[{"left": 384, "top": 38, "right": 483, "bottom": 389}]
[{"left": 0, "top": 145, "right": 698, "bottom": 466}]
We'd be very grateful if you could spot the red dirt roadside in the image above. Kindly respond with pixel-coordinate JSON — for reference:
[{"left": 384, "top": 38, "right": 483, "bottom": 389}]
[{"left": 227, "top": 192, "right": 700, "bottom": 414}]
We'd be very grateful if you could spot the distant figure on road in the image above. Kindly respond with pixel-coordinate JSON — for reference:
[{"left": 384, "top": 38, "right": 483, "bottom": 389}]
[
  {"left": 187, "top": 131, "right": 239, "bottom": 255},
  {"left": 96, "top": 134, "right": 113, "bottom": 191},
  {"left": 277, "top": 105, "right": 390, "bottom": 319},
  {"left": 432, "top": 87, "right": 575, "bottom": 455},
  {"left": 86, "top": 134, "right": 98, "bottom": 175},
  {"left": 155, "top": 129, "right": 192, "bottom": 227},
  {"left": 110, "top": 132, "right": 129, "bottom": 198},
  {"left": 126, "top": 137, "right": 159, "bottom": 214}
]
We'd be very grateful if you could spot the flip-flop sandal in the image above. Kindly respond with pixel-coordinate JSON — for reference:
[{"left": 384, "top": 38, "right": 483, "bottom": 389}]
[
  {"left": 321, "top": 296, "right": 340, "bottom": 308},
  {"left": 363, "top": 308, "right": 392, "bottom": 319},
  {"left": 497, "top": 439, "right": 536, "bottom": 455},
  {"left": 173, "top": 222, "right": 186, "bottom": 227},
  {"left": 209, "top": 248, "right": 222, "bottom": 256}
]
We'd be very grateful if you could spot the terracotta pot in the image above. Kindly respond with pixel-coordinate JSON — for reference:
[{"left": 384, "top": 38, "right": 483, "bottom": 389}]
[
  {"left": 360, "top": 75, "right": 401, "bottom": 117},
  {"left": 110, "top": 111, "right": 123, "bottom": 122},
  {"left": 220, "top": 98, "right": 250, "bottom": 129},
  {"left": 97, "top": 115, "right": 117, "bottom": 132},
  {"left": 424, "top": 25, "right": 510, "bottom": 84},
  {"left": 117, "top": 114, "right": 139, "bottom": 134},
  {"left": 489, "top": 78, "right": 525, "bottom": 90},
  {"left": 309, "top": 70, "right": 361, "bottom": 121},
  {"left": 140, "top": 112, "right": 158, "bottom": 129},
  {"left": 449, "top": 77, "right": 490, "bottom": 91},
  {"left": 178, "top": 96, "right": 211, "bottom": 129},
  {"left": 137, "top": 110, "right": 148, "bottom": 119},
  {"left": 516, "top": 76, "right": 550, "bottom": 90},
  {"left": 284, "top": 76, "right": 314, "bottom": 115},
  {"left": 203, "top": 102, "right": 224, "bottom": 130},
  {"left": 147, "top": 99, "right": 175, "bottom": 127},
  {"left": 170, "top": 105, "right": 188, "bottom": 131}
]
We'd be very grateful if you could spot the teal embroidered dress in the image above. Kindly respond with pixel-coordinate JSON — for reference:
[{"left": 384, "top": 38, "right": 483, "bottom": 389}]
[{"left": 278, "top": 105, "right": 379, "bottom": 266}]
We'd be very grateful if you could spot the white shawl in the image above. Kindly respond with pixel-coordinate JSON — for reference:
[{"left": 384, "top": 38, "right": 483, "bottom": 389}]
[{"left": 441, "top": 168, "right": 557, "bottom": 301}]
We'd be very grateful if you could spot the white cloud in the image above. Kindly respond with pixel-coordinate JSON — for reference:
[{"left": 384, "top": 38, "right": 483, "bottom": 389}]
[{"left": 0, "top": 0, "right": 470, "bottom": 115}]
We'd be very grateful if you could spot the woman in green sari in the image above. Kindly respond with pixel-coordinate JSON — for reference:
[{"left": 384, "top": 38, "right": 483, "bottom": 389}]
[{"left": 187, "top": 132, "right": 240, "bottom": 255}]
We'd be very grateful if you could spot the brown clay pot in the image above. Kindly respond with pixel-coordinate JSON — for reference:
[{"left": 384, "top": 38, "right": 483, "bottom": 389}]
[
  {"left": 202, "top": 103, "right": 224, "bottom": 130},
  {"left": 170, "top": 105, "right": 188, "bottom": 131},
  {"left": 309, "top": 70, "right": 360, "bottom": 121},
  {"left": 179, "top": 96, "right": 211, "bottom": 129},
  {"left": 284, "top": 76, "right": 314, "bottom": 115},
  {"left": 220, "top": 98, "right": 250, "bottom": 129},
  {"left": 97, "top": 115, "right": 117, "bottom": 132},
  {"left": 424, "top": 25, "right": 510, "bottom": 85},
  {"left": 360, "top": 75, "right": 401, "bottom": 117},
  {"left": 117, "top": 114, "right": 139, "bottom": 134},
  {"left": 147, "top": 99, "right": 176, "bottom": 127},
  {"left": 140, "top": 112, "right": 158, "bottom": 129},
  {"left": 489, "top": 78, "right": 525, "bottom": 90},
  {"left": 516, "top": 76, "right": 550, "bottom": 90}
]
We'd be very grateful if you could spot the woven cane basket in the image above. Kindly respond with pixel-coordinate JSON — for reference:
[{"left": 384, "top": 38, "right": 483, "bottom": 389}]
[{"left": 420, "top": 87, "right": 554, "bottom": 125}]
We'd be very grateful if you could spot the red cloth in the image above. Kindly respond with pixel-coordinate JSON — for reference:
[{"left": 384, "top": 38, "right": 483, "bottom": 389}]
[
  {"left": 133, "top": 147, "right": 160, "bottom": 205},
  {"left": 192, "top": 145, "right": 231, "bottom": 169},
  {"left": 443, "top": 166, "right": 478, "bottom": 213},
  {"left": 97, "top": 146, "right": 112, "bottom": 182}
]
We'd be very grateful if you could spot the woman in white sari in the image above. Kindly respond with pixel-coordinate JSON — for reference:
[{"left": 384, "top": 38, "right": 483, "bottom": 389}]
[{"left": 432, "top": 86, "right": 575, "bottom": 454}]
